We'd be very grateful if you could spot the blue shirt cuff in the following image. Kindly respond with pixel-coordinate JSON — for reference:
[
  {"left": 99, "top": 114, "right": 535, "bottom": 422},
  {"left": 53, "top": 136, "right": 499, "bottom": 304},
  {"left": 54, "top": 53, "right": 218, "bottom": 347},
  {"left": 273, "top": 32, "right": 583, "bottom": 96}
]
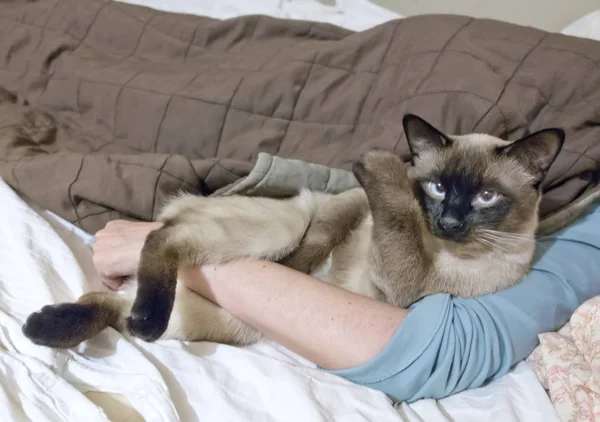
[{"left": 327, "top": 294, "right": 450, "bottom": 385}]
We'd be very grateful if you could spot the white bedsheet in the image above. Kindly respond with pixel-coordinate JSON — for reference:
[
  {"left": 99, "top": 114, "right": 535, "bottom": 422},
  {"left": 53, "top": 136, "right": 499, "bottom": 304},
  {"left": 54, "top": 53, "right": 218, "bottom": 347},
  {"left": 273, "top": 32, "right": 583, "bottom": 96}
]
[
  {"left": 561, "top": 9, "right": 600, "bottom": 40},
  {"left": 120, "top": 0, "right": 402, "bottom": 32}
]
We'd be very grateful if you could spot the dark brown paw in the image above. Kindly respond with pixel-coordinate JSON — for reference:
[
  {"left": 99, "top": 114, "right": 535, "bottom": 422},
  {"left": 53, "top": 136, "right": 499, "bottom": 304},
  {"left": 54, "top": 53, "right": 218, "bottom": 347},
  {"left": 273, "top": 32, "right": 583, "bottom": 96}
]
[
  {"left": 127, "top": 287, "right": 172, "bottom": 342},
  {"left": 22, "top": 303, "right": 100, "bottom": 348}
]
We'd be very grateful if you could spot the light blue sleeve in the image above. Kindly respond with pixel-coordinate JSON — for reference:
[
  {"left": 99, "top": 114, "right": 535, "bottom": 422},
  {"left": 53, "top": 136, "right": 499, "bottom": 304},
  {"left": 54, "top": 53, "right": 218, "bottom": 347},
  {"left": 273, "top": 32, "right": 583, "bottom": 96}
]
[{"left": 326, "top": 201, "right": 600, "bottom": 403}]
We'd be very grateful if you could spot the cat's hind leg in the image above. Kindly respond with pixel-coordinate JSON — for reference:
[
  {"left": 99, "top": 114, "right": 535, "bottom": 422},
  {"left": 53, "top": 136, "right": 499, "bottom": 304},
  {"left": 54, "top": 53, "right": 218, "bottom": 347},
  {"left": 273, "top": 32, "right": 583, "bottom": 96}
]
[
  {"left": 128, "top": 192, "right": 319, "bottom": 342},
  {"left": 279, "top": 188, "right": 369, "bottom": 273},
  {"left": 165, "top": 283, "right": 262, "bottom": 345},
  {"left": 22, "top": 283, "right": 262, "bottom": 348}
]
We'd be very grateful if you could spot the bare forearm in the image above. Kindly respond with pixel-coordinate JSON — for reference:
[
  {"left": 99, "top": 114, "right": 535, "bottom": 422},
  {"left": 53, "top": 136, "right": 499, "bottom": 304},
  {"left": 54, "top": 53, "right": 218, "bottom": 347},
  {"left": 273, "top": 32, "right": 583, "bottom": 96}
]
[{"left": 179, "top": 261, "right": 407, "bottom": 370}]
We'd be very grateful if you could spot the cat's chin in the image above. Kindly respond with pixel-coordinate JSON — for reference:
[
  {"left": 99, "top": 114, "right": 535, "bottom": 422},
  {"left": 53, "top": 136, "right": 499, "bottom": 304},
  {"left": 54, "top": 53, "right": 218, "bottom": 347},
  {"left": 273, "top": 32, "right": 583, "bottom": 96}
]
[
  {"left": 435, "top": 233, "right": 469, "bottom": 244},
  {"left": 429, "top": 226, "right": 470, "bottom": 244}
]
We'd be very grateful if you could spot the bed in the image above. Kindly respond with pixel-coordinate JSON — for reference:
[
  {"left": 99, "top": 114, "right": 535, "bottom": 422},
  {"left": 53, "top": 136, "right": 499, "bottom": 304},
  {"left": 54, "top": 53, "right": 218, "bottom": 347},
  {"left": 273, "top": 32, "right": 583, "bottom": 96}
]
[{"left": 1, "top": 1, "right": 599, "bottom": 421}]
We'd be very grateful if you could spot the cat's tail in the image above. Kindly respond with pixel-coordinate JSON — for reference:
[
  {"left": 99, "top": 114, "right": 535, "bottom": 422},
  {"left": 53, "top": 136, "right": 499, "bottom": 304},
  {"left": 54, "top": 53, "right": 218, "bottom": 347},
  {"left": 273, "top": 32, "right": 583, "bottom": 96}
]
[{"left": 22, "top": 292, "right": 132, "bottom": 348}]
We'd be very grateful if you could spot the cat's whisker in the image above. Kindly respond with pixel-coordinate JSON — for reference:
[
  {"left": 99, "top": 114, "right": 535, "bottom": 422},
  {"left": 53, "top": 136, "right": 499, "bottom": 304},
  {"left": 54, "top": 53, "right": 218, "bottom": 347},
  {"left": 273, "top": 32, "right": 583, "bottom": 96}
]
[
  {"left": 472, "top": 235, "right": 497, "bottom": 246},
  {"left": 478, "top": 232, "right": 515, "bottom": 241},
  {"left": 475, "top": 232, "right": 532, "bottom": 253},
  {"left": 469, "top": 237, "right": 495, "bottom": 251},
  {"left": 477, "top": 230, "right": 554, "bottom": 256},
  {"left": 472, "top": 235, "right": 515, "bottom": 252},
  {"left": 478, "top": 229, "right": 532, "bottom": 240},
  {"left": 478, "top": 231, "right": 531, "bottom": 243},
  {"left": 478, "top": 237, "right": 519, "bottom": 249},
  {"left": 477, "top": 232, "right": 518, "bottom": 243}
]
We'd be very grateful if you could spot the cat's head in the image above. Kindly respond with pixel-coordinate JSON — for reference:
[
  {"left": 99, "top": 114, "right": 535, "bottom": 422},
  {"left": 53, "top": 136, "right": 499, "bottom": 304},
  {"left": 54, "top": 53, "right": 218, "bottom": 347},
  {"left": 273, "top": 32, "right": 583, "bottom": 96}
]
[{"left": 403, "top": 114, "right": 564, "bottom": 244}]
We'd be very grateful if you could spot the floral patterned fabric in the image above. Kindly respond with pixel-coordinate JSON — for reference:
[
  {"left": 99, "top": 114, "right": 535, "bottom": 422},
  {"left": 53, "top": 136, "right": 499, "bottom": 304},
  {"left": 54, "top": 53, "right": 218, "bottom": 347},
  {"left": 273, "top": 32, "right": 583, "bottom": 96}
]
[{"left": 527, "top": 296, "right": 600, "bottom": 421}]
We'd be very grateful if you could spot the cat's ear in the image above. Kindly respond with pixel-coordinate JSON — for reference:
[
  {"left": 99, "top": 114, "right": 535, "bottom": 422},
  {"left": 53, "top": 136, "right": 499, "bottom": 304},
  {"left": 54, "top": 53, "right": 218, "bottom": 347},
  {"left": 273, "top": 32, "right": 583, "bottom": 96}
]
[
  {"left": 497, "top": 128, "right": 565, "bottom": 181},
  {"left": 403, "top": 114, "right": 452, "bottom": 157}
]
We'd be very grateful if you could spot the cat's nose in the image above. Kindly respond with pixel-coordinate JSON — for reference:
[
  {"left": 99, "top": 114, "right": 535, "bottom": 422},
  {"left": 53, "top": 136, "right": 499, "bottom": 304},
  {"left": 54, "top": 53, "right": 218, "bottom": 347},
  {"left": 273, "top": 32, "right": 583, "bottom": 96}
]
[{"left": 439, "top": 216, "right": 463, "bottom": 233}]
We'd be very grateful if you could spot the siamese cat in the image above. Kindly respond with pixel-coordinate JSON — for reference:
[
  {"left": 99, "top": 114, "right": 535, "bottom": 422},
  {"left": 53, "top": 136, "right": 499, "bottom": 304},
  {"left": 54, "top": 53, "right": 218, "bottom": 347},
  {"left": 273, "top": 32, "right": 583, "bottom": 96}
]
[{"left": 22, "top": 114, "right": 564, "bottom": 348}]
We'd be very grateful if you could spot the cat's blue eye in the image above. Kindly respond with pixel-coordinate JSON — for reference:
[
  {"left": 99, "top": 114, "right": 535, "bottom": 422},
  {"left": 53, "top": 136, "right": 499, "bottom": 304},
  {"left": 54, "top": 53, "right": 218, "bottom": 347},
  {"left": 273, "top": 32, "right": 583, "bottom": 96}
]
[
  {"left": 473, "top": 190, "right": 501, "bottom": 207},
  {"left": 423, "top": 181, "right": 446, "bottom": 199}
]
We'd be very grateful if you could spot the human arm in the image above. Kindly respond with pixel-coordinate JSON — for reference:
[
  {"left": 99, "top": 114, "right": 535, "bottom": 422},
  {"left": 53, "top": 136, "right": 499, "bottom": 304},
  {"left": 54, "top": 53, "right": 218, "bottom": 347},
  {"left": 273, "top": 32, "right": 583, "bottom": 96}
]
[
  {"left": 178, "top": 262, "right": 407, "bottom": 370},
  {"left": 92, "top": 220, "right": 408, "bottom": 370}
]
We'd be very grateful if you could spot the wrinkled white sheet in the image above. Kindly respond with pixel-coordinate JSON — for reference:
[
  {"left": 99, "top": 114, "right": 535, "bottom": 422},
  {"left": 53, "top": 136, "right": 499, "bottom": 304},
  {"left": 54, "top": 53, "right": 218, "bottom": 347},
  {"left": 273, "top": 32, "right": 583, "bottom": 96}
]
[{"left": 561, "top": 9, "right": 600, "bottom": 40}]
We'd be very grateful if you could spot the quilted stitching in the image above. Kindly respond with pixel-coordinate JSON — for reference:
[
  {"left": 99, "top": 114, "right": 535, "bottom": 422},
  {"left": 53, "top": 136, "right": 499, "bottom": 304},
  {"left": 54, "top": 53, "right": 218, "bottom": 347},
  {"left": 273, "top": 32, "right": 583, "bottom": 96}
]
[{"left": 0, "top": 0, "right": 598, "bottom": 233}]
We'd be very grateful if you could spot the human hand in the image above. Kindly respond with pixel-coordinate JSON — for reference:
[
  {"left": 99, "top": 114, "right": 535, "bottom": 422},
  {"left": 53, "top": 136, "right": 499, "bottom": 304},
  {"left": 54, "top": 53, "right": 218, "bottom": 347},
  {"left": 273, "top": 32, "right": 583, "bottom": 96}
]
[{"left": 93, "top": 220, "right": 163, "bottom": 290}]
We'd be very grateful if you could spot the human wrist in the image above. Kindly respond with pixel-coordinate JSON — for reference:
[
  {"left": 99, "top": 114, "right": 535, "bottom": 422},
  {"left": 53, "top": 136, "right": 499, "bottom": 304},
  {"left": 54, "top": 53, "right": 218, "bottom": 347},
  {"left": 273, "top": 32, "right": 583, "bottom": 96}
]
[
  {"left": 147, "top": 221, "right": 164, "bottom": 232},
  {"left": 180, "top": 260, "right": 272, "bottom": 319},
  {"left": 178, "top": 263, "right": 240, "bottom": 315},
  {"left": 200, "top": 261, "right": 251, "bottom": 317}
]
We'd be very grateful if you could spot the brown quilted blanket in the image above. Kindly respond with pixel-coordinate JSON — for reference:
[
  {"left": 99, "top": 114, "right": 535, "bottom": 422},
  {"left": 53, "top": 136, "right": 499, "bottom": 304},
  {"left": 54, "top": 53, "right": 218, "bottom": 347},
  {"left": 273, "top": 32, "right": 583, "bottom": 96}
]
[{"left": 0, "top": 0, "right": 599, "bottom": 234}]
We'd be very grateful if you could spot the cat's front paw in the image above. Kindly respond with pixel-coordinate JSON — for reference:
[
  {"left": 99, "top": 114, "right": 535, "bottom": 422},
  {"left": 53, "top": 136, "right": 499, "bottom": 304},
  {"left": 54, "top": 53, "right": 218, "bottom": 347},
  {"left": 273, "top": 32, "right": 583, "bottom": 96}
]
[
  {"left": 127, "top": 286, "right": 173, "bottom": 342},
  {"left": 353, "top": 149, "right": 404, "bottom": 186},
  {"left": 22, "top": 303, "right": 100, "bottom": 348},
  {"left": 352, "top": 150, "right": 378, "bottom": 185}
]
